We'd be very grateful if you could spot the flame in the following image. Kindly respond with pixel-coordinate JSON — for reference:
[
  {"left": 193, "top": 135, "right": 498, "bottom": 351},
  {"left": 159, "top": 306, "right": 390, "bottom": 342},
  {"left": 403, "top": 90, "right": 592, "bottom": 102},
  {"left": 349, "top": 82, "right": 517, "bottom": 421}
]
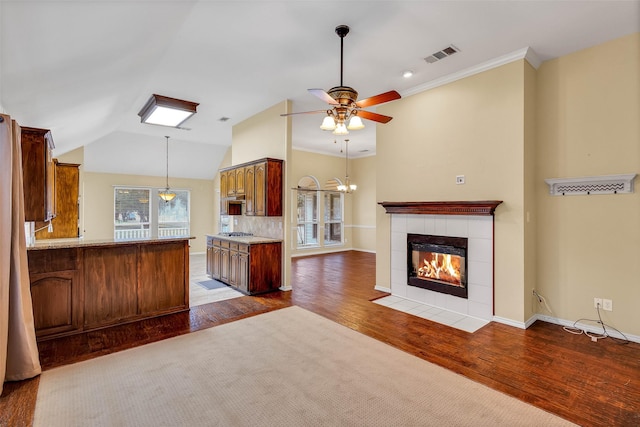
[{"left": 416, "top": 253, "right": 461, "bottom": 286}]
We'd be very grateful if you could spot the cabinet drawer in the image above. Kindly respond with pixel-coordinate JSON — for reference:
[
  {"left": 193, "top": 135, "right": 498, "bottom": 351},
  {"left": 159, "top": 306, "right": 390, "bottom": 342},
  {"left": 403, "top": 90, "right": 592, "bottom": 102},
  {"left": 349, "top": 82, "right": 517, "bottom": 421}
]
[
  {"left": 206, "top": 236, "right": 214, "bottom": 246},
  {"left": 238, "top": 244, "right": 249, "bottom": 253},
  {"left": 220, "top": 240, "right": 230, "bottom": 249},
  {"left": 229, "top": 242, "right": 239, "bottom": 251}
]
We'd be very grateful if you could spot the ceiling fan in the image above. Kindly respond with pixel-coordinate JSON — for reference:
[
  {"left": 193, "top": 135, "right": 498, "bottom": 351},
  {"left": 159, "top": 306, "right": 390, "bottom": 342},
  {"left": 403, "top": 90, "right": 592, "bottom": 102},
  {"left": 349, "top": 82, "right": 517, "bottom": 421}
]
[{"left": 281, "top": 25, "right": 401, "bottom": 135}]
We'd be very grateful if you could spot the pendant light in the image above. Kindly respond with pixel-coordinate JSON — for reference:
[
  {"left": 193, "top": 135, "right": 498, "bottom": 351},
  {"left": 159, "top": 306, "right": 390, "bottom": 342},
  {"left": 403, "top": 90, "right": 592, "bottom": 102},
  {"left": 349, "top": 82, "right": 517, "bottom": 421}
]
[
  {"left": 337, "top": 139, "right": 357, "bottom": 193},
  {"left": 159, "top": 136, "right": 176, "bottom": 202}
]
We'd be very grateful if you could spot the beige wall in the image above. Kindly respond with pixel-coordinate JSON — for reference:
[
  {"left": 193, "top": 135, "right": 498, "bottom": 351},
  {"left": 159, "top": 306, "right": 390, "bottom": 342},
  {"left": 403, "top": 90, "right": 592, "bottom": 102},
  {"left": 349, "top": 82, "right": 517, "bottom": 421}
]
[
  {"left": 80, "top": 172, "right": 215, "bottom": 253},
  {"left": 232, "top": 101, "right": 289, "bottom": 163},
  {"left": 351, "top": 155, "right": 377, "bottom": 252},
  {"left": 228, "top": 100, "right": 292, "bottom": 286},
  {"left": 535, "top": 33, "right": 640, "bottom": 335},
  {"left": 376, "top": 60, "right": 528, "bottom": 323}
]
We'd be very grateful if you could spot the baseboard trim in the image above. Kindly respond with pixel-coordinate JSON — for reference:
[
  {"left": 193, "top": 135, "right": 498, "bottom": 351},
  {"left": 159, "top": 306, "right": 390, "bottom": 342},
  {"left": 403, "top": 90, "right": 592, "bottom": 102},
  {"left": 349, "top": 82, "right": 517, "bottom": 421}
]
[
  {"left": 532, "top": 314, "right": 640, "bottom": 344},
  {"left": 492, "top": 316, "right": 527, "bottom": 330},
  {"left": 374, "top": 285, "right": 391, "bottom": 293}
]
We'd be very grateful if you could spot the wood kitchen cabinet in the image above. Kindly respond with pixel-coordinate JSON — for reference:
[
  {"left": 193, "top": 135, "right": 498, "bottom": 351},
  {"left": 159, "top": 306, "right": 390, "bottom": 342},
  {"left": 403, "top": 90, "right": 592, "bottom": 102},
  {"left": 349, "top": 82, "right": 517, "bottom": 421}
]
[
  {"left": 28, "top": 238, "right": 191, "bottom": 340},
  {"left": 219, "top": 158, "right": 283, "bottom": 217},
  {"left": 36, "top": 161, "right": 80, "bottom": 239},
  {"left": 244, "top": 165, "right": 255, "bottom": 215},
  {"left": 206, "top": 235, "right": 282, "bottom": 295},
  {"left": 28, "top": 248, "right": 83, "bottom": 338},
  {"left": 20, "top": 126, "right": 56, "bottom": 222}
]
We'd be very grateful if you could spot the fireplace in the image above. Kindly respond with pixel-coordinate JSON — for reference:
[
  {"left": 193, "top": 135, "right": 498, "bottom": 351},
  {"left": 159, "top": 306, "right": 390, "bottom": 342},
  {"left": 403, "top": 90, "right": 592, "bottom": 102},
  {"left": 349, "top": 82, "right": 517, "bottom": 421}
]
[
  {"left": 380, "top": 201, "right": 502, "bottom": 322},
  {"left": 407, "top": 234, "right": 468, "bottom": 299}
]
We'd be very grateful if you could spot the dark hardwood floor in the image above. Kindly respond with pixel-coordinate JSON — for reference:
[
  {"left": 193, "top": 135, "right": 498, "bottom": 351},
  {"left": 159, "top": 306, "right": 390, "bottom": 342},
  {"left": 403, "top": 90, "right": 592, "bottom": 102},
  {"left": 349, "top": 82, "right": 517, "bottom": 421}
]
[{"left": 2, "top": 251, "right": 639, "bottom": 426}]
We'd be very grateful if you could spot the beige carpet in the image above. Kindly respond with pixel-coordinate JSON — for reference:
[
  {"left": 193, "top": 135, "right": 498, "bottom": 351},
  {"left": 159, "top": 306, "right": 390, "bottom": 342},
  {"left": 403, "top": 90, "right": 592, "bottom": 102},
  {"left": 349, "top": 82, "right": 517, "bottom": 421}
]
[{"left": 34, "top": 306, "right": 575, "bottom": 426}]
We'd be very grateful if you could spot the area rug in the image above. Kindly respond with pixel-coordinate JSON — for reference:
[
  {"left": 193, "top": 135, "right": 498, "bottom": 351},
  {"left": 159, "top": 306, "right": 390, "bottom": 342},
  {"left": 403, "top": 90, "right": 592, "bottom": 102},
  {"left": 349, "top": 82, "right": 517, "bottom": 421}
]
[
  {"left": 195, "top": 279, "right": 228, "bottom": 290},
  {"left": 33, "top": 306, "right": 575, "bottom": 426}
]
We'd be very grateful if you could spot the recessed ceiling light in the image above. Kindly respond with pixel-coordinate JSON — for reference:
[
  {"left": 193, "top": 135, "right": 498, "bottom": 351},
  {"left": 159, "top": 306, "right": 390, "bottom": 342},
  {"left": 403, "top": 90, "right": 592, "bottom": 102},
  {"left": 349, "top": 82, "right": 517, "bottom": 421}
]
[{"left": 402, "top": 70, "right": 414, "bottom": 78}]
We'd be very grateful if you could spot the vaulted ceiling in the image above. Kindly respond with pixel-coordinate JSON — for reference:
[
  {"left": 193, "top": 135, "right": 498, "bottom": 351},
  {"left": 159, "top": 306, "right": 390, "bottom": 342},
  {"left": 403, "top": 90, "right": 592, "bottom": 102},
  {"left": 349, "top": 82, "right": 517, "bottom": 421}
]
[{"left": 1, "top": 1, "right": 638, "bottom": 179}]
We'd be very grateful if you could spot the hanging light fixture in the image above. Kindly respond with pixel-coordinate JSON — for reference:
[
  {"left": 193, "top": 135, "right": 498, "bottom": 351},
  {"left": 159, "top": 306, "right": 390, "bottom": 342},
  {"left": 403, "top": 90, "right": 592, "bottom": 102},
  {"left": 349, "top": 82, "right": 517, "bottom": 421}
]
[
  {"left": 159, "top": 136, "right": 176, "bottom": 202},
  {"left": 337, "top": 139, "right": 357, "bottom": 193}
]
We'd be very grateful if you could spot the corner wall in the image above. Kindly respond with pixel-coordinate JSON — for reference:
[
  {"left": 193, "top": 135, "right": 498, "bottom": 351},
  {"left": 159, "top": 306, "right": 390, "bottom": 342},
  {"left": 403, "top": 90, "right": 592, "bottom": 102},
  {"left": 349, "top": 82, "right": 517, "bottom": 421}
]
[
  {"left": 535, "top": 33, "right": 640, "bottom": 336},
  {"left": 376, "top": 60, "right": 528, "bottom": 324}
]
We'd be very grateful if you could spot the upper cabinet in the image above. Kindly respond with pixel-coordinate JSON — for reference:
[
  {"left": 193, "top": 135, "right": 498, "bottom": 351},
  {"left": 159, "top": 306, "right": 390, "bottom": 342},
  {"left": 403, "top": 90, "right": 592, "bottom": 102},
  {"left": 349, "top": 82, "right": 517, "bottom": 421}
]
[
  {"left": 35, "top": 161, "right": 80, "bottom": 239},
  {"left": 220, "top": 158, "right": 283, "bottom": 217},
  {"left": 20, "top": 126, "right": 56, "bottom": 222}
]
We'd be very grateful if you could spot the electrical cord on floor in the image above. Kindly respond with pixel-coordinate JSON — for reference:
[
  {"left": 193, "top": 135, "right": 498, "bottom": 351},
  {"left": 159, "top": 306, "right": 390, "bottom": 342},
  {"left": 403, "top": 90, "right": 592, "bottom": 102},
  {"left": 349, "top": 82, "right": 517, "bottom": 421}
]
[{"left": 563, "top": 304, "right": 630, "bottom": 344}]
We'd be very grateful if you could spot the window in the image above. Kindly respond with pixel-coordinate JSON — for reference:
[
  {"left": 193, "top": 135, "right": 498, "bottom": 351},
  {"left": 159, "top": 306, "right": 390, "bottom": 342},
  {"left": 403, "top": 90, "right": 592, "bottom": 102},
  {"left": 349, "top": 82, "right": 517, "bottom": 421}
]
[
  {"left": 114, "top": 187, "right": 190, "bottom": 239},
  {"left": 296, "top": 176, "right": 319, "bottom": 247},
  {"left": 323, "top": 191, "right": 343, "bottom": 245},
  {"left": 114, "top": 188, "right": 151, "bottom": 239},
  {"left": 294, "top": 176, "right": 344, "bottom": 250},
  {"left": 297, "top": 190, "right": 319, "bottom": 247}
]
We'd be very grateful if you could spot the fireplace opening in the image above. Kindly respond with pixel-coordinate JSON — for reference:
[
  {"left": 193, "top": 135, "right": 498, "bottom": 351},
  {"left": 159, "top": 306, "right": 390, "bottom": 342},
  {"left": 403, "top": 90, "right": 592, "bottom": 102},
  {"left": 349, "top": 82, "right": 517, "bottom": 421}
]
[{"left": 407, "top": 234, "right": 468, "bottom": 299}]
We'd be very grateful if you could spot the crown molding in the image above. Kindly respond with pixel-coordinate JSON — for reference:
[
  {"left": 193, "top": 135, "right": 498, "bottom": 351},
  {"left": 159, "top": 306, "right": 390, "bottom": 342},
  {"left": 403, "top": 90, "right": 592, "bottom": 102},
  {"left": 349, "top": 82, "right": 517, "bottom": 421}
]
[{"left": 402, "top": 47, "right": 541, "bottom": 98}]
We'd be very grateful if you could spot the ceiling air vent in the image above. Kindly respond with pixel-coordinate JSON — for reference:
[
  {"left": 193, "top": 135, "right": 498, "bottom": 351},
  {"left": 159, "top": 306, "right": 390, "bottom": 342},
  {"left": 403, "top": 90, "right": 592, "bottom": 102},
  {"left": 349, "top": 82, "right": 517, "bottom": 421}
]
[{"left": 424, "top": 45, "right": 459, "bottom": 64}]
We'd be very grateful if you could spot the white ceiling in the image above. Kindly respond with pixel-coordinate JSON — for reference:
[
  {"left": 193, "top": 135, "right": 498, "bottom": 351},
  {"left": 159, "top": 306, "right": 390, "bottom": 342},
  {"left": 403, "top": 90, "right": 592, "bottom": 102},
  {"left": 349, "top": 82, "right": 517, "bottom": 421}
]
[{"left": 1, "top": 1, "right": 638, "bottom": 179}]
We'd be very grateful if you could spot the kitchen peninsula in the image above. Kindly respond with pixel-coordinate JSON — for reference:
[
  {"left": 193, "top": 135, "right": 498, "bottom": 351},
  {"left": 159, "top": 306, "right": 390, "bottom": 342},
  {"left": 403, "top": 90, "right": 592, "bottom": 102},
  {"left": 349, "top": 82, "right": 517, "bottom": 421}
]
[{"left": 27, "top": 236, "right": 192, "bottom": 340}]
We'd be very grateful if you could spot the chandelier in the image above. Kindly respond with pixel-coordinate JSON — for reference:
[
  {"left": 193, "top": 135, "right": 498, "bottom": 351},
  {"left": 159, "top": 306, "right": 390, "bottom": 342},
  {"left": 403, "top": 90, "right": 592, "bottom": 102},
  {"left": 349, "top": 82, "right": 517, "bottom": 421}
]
[
  {"left": 159, "top": 136, "right": 176, "bottom": 202},
  {"left": 337, "top": 139, "right": 357, "bottom": 193}
]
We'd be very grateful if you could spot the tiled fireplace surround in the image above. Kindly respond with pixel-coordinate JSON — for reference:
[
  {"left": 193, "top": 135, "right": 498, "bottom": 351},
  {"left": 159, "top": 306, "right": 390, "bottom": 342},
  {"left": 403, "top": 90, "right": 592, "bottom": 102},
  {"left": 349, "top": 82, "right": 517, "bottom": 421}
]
[{"left": 382, "top": 201, "right": 501, "bottom": 322}]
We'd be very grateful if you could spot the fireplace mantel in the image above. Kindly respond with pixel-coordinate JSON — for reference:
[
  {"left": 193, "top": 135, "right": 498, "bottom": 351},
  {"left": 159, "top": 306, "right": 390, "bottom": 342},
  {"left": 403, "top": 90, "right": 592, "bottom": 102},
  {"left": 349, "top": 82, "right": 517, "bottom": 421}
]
[{"left": 379, "top": 200, "right": 503, "bottom": 216}]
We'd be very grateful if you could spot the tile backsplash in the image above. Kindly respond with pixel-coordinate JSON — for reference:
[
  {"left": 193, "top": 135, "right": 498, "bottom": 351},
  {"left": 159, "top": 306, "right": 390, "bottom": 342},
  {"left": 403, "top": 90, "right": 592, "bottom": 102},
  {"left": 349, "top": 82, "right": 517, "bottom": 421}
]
[{"left": 229, "top": 215, "right": 284, "bottom": 240}]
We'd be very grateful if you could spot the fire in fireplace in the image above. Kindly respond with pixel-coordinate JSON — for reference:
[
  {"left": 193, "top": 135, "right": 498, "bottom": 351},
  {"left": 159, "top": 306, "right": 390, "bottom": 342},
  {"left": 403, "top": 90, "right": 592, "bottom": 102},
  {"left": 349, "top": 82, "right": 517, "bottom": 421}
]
[{"left": 407, "top": 234, "right": 468, "bottom": 299}]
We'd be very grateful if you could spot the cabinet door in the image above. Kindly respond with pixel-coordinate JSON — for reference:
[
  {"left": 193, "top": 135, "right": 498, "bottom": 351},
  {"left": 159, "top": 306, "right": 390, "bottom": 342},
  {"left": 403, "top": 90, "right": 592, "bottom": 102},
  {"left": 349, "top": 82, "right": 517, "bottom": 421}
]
[
  {"left": 227, "top": 169, "right": 236, "bottom": 196},
  {"left": 30, "top": 270, "right": 82, "bottom": 338},
  {"left": 220, "top": 248, "right": 230, "bottom": 283},
  {"left": 229, "top": 250, "right": 239, "bottom": 287},
  {"left": 206, "top": 246, "right": 213, "bottom": 277},
  {"left": 36, "top": 162, "right": 79, "bottom": 239},
  {"left": 235, "top": 168, "right": 245, "bottom": 195},
  {"left": 212, "top": 246, "right": 222, "bottom": 280},
  {"left": 237, "top": 251, "right": 249, "bottom": 294},
  {"left": 220, "top": 171, "right": 228, "bottom": 198},
  {"left": 254, "top": 162, "right": 266, "bottom": 216},
  {"left": 244, "top": 165, "right": 255, "bottom": 216},
  {"left": 20, "top": 126, "right": 56, "bottom": 222}
]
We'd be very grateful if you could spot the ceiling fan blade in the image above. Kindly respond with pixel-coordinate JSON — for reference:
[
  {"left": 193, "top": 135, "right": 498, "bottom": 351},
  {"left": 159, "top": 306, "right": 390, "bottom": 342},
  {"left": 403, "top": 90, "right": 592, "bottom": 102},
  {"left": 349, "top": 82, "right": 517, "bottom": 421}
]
[
  {"left": 356, "top": 90, "right": 401, "bottom": 108},
  {"left": 308, "top": 88, "right": 339, "bottom": 105},
  {"left": 280, "top": 110, "right": 328, "bottom": 117},
  {"left": 357, "top": 110, "right": 394, "bottom": 124}
]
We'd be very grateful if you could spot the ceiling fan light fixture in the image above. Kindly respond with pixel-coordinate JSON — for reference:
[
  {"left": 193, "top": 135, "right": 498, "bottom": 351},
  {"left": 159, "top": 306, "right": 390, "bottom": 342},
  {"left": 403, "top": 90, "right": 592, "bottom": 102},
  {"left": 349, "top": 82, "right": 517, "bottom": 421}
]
[
  {"left": 138, "top": 94, "right": 199, "bottom": 128},
  {"left": 347, "top": 116, "right": 364, "bottom": 130},
  {"left": 320, "top": 116, "right": 337, "bottom": 131},
  {"left": 333, "top": 122, "right": 349, "bottom": 135}
]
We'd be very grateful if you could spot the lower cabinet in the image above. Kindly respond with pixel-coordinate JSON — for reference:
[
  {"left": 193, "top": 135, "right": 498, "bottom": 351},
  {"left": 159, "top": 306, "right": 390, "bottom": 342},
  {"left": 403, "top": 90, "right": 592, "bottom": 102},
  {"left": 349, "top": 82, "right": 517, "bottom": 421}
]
[
  {"left": 207, "top": 237, "right": 281, "bottom": 295},
  {"left": 28, "top": 239, "right": 190, "bottom": 340}
]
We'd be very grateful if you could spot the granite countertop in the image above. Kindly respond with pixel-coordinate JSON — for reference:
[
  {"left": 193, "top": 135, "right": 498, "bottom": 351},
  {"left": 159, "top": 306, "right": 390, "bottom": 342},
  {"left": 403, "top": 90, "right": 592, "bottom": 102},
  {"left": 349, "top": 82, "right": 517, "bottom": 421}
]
[
  {"left": 206, "top": 234, "right": 282, "bottom": 244},
  {"left": 28, "top": 236, "right": 195, "bottom": 251}
]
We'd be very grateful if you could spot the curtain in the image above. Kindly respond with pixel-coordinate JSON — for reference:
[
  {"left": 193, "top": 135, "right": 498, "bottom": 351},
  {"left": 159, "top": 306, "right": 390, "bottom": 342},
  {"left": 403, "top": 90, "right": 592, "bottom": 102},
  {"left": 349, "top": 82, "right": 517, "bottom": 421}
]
[{"left": 1, "top": 114, "right": 41, "bottom": 394}]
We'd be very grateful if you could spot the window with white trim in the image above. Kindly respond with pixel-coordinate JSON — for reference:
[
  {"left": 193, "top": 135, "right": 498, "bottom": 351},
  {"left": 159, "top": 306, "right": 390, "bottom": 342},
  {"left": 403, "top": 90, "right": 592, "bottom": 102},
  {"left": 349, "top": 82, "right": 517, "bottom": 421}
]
[
  {"left": 296, "top": 177, "right": 319, "bottom": 247},
  {"left": 323, "top": 179, "right": 343, "bottom": 245},
  {"left": 114, "top": 187, "right": 190, "bottom": 240}
]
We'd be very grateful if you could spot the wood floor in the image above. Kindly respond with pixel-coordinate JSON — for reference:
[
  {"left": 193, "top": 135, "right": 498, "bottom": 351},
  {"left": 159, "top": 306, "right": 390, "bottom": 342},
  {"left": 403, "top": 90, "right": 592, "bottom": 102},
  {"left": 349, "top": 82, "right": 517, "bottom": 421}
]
[{"left": 2, "top": 251, "right": 639, "bottom": 426}]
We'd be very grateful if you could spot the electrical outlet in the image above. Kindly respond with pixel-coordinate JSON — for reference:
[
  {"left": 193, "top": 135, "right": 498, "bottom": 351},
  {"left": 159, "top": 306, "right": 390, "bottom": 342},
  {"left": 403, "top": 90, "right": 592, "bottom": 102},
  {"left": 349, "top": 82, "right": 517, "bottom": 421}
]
[
  {"left": 456, "top": 175, "right": 465, "bottom": 185},
  {"left": 602, "top": 299, "right": 613, "bottom": 311},
  {"left": 594, "top": 298, "right": 602, "bottom": 309}
]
